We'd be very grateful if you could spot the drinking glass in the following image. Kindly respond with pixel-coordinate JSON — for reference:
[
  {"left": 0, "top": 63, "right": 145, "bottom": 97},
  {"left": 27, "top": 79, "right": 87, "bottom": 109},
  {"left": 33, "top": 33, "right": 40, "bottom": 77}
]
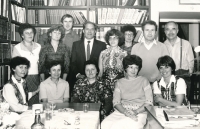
[{"left": 49, "top": 103, "right": 56, "bottom": 116}]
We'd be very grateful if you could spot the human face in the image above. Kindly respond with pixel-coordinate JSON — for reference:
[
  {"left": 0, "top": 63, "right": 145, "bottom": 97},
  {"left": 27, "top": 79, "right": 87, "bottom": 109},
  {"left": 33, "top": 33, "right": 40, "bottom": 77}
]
[
  {"left": 109, "top": 35, "right": 119, "bottom": 47},
  {"left": 83, "top": 23, "right": 96, "bottom": 40},
  {"left": 62, "top": 17, "right": 73, "bottom": 31},
  {"left": 85, "top": 64, "right": 97, "bottom": 80},
  {"left": 49, "top": 64, "right": 61, "bottom": 80},
  {"left": 159, "top": 65, "right": 172, "bottom": 79},
  {"left": 124, "top": 31, "right": 134, "bottom": 43},
  {"left": 143, "top": 24, "right": 156, "bottom": 42},
  {"left": 50, "top": 30, "right": 61, "bottom": 41},
  {"left": 13, "top": 65, "right": 28, "bottom": 80},
  {"left": 22, "top": 28, "right": 34, "bottom": 42},
  {"left": 126, "top": 64, "right": 139, "bottom": 78},
  {"left": 164, "top": 22, "right": 178, "bottom": 40}
]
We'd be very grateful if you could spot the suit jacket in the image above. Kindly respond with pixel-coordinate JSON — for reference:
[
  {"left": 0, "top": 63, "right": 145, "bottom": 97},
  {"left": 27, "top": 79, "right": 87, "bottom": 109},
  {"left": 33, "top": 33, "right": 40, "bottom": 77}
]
[{"left": 71, "top": 39, "right": 106, "bottom": 76}]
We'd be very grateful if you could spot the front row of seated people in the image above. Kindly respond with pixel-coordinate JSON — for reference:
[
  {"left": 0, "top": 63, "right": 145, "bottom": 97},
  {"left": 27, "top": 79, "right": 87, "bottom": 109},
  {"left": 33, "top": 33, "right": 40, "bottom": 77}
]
[{"left": 3, "top": 55, "right": 187, "bottom": 128}]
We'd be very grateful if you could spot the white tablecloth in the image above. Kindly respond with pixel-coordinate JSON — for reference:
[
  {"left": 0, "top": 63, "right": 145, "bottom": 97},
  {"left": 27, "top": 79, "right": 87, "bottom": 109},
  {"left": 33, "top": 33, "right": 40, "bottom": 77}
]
[
  {"left": 15, "top": 110, "right": 100, "bottom": 129},
  {"left": 155, "top": 107, "right": 200, "bottom": 128}
]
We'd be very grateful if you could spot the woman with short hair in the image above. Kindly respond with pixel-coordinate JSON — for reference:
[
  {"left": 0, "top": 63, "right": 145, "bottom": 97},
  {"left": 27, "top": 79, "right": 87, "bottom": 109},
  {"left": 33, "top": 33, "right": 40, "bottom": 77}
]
[
  {"left": 38, "top": 25, "right": 70, "bottom": 82},
  {"left": 153, "top": 55, "right": 187, "bottom": 106},
  {"left": 72, "top": 59, "right": 113, "bottom": 121},
  {"left": 101, "top": 55, "right": 153, "bottom": 129},
  {"left": 98, "top": 29, "right": 127, "bottom": 92},
  {"left": 3, "top": 56, "right": 39, "bottom": 112},
  {"left": 12, "top": 23, "right": 41, "bottom": 106},
  {"left": 39, "top": 61, "right": 69, "bottom": 103}
]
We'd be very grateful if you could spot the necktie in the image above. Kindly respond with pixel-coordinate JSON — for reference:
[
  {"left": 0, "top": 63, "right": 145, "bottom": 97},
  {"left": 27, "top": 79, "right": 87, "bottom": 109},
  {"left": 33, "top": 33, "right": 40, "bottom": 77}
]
[{"left": 87, "top": 41, "right": 90, "bottom": 60}]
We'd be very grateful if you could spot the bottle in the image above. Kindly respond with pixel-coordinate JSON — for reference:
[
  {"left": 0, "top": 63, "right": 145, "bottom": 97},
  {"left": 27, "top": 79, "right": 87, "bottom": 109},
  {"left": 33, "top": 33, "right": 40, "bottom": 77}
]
[{"left": 31, "top": 109, "right": 44, "bottom": 129}]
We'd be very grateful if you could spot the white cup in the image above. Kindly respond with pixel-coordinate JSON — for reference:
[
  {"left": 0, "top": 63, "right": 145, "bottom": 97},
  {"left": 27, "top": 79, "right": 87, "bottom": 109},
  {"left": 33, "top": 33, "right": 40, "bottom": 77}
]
[{"left": 32, "top": 104, "right": 43, "bottom": 114}]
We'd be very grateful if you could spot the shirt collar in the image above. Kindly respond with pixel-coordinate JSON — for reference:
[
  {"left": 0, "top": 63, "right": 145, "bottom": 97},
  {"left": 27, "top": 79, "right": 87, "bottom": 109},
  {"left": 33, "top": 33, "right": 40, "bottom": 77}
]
[
  {"left": 46, "top": 77, "right": 61, "bottom": 84},
  {"left": 20, "top": 41, "right": 39, "bottom": 51},
  {"left": 12, "top": 75, "right": 24, "bottom": 84},
  {"left": 84, "top": 38, "right": 94, "bottom": 43},
  {"left": 166, "top": 36, "right": 180, "bottom": 45},
  {"left": 159, "top": 75, "right": 176, "bottom": 88},
  {"left": 141, "top": 39, "right": 157, "bottom": 45}
]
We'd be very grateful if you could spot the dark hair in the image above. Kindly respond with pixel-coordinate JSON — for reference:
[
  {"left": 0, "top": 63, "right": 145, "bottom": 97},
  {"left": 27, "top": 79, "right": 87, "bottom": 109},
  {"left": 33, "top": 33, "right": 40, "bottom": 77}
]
[
  {"left": 83, "top": 21, "right": 98, "bottom": 31},
  {"left": 18, "top": 23, "right": 36, "bottom": 39},
  {"left": 47, "top": 25, "right": 65, "bottom": 43},
  {"left": 105, "top": 29, "right": 123, "bottom": 46},
  {"left": 47, "top": 61, "right": 63, "bottom": 73},
  {"left": 10, "top": 56, "right": 30, "bottom": 75},
  {"left": 84, "top": 59, "right": 99, "bottom": 75},
  {"left": 141, "top": 20, "right": 157, "bottom": 31},
  {"left": 121, "top": 25, "right": 137, "bottom": 37},
  {"left": 60, "top": 14, "right": 74, "bottom": 23},
  {"left": 156, "top": 55, "right": 176, "bottom": 74},
  {"left": 122, "top": 55, "right": 142, "bottom": 72}
]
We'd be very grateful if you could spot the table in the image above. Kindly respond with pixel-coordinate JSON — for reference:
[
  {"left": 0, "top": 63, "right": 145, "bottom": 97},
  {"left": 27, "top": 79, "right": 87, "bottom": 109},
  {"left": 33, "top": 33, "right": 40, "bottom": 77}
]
[
  {"left": 15, "top": 103, "right": 101, "bottom": 129},
  {"left": 144, "top": 106, "right": 200, "bottom": 129}
]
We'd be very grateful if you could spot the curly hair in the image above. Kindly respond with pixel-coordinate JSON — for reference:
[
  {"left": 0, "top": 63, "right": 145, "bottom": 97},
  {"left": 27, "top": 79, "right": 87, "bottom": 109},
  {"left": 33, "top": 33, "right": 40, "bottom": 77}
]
[
  {"left": 18, "top": 23, "right": 36, "bottom": 39},
  {"left": 46, "top": 61, "right": 63, "bottom": 74},
  {"left": 47, "top": 25, "right": 65, "bottom": 43},
  {"left": 121, "top": 25, "right": 137, "bottom": 37},
  {"left": 141, "top": 20, "right": 157, "bottom": 31},
  {"left": 122, "top": 55, "right": 142, "bottom": 73},
  {"left": 156, "top": 55, "right": 176, "bottom": 74},
  {"left": 105, "top": 29, "right": 123, "bottom": 46},
  {"left": 10, "top": 56, "right": 30, "bottom": 75}
]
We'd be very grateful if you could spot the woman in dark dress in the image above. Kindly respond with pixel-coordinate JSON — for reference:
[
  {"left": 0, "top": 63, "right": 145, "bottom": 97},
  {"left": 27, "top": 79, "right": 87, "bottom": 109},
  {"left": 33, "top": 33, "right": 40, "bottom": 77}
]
[
  {"left": 39, "top": 25, "right": 70, "bottom": 82},
  {"left": 72, "top": 60, "right": 113, "bottom": 121}
]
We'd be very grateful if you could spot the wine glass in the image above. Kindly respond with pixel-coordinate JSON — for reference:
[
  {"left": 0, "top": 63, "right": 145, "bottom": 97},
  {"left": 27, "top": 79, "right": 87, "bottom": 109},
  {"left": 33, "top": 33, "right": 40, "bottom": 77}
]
[{"left": 49, "top": 103, "right": 56, "bottom": 116}]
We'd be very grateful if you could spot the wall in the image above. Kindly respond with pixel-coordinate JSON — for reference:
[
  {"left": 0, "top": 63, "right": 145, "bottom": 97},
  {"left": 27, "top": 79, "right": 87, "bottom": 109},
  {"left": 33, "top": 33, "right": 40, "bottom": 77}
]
[{"left": 151, "top": 0, "right": 200, "bottom": 47}]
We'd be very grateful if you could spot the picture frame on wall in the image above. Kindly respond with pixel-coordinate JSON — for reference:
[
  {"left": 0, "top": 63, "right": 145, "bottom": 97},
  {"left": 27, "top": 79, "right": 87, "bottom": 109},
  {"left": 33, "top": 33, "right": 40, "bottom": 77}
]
[{"left": 180, "top": 0, "right": 200, "bottom": 4}]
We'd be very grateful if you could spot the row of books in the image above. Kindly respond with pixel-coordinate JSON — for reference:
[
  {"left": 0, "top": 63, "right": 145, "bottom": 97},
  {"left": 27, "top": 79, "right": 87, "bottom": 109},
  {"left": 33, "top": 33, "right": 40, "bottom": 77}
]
[
  {"left": 28, "top": 10, "right": 87, "bottom": 25},
  {"left": 0, "top": 19, "right": 8, "bottom": 39},
  {"left": 11, "top": 4, "right": 26, "bottom": 23},
  {"left": 96, "top": 8, "right": 149, "bottom": 24},
  {"left": 0, "top": 64, "right": 10, "bottom": 88},
  {"left": 10, "top": 23, "right": 21, "bottom": 42},
  {"left": 89, "top": 0, "right": 149, "bottom": 6},
  {"left": 0, "top": 0, "right": 8, "bottom": 17},
  {"left": 25, "top": 0, "right": 87, "bottom": 6}
]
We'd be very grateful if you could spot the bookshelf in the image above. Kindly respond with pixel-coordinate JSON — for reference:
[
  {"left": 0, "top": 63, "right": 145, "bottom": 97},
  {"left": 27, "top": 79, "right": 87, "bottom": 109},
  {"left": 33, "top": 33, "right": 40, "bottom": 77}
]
[
  {"left": 0, "top": 0, "right": 26, "bottom": 89},
  {"left": 25, "top": 0, "right": 150, "bottom": 42}
]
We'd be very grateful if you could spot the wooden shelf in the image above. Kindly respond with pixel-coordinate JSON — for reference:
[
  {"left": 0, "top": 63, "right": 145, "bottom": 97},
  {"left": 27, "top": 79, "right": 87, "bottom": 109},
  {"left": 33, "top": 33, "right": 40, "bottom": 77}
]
[
  {"left": 27, "top": 6, "right": 87, "bottom": 10},
  {"left": 11, "top": 20, "right": 22, "bottom": 25},
  {"left": 0, "top": 39, "right": 9, "bottom": 43},
  {"left": 98, "top": 24, "right": 142, "bottom": 27},
  {"left": 89, "top": 5, "right": 149, "bottom": 9},
  {"left": 0, "top": 16, "right": 9, "bottom": 21},
  {"left": 31, "top": 24, "right": 83, "bottom": 27}
]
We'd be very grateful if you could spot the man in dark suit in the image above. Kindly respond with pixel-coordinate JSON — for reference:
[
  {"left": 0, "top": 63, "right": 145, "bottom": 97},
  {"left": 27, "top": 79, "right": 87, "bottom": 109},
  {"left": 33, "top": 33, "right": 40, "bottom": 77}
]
[{"left": 70, "top": 21, "right": 106, "bottom": 92}]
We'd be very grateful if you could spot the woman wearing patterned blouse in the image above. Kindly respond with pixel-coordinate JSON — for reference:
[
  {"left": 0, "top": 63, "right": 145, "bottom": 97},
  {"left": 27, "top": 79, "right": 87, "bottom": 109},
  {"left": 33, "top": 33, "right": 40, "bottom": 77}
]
[
  {"left": 98, "top": 29, "right": 127, "bottom": 92},
  {"left": 120, "top": 25, "right": 137, "bottom": 55},
  {"left": 153, "top": 55, "right": 187, "bottom": 106},
  {"left": 101, "top": 55, "right": 153, "bottom": 129},
  {"left": 72, "top": 60, "right": 113, "bottom": 121},
  {"left": 39, "top": 25, "right": 70, "bottom": 82}
]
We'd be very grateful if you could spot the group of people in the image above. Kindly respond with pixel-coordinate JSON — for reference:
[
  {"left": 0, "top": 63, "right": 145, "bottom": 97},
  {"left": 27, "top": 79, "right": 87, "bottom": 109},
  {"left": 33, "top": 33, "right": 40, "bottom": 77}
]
[{"left": 2, "top": 13, "right": 194, "bottom": 129}]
